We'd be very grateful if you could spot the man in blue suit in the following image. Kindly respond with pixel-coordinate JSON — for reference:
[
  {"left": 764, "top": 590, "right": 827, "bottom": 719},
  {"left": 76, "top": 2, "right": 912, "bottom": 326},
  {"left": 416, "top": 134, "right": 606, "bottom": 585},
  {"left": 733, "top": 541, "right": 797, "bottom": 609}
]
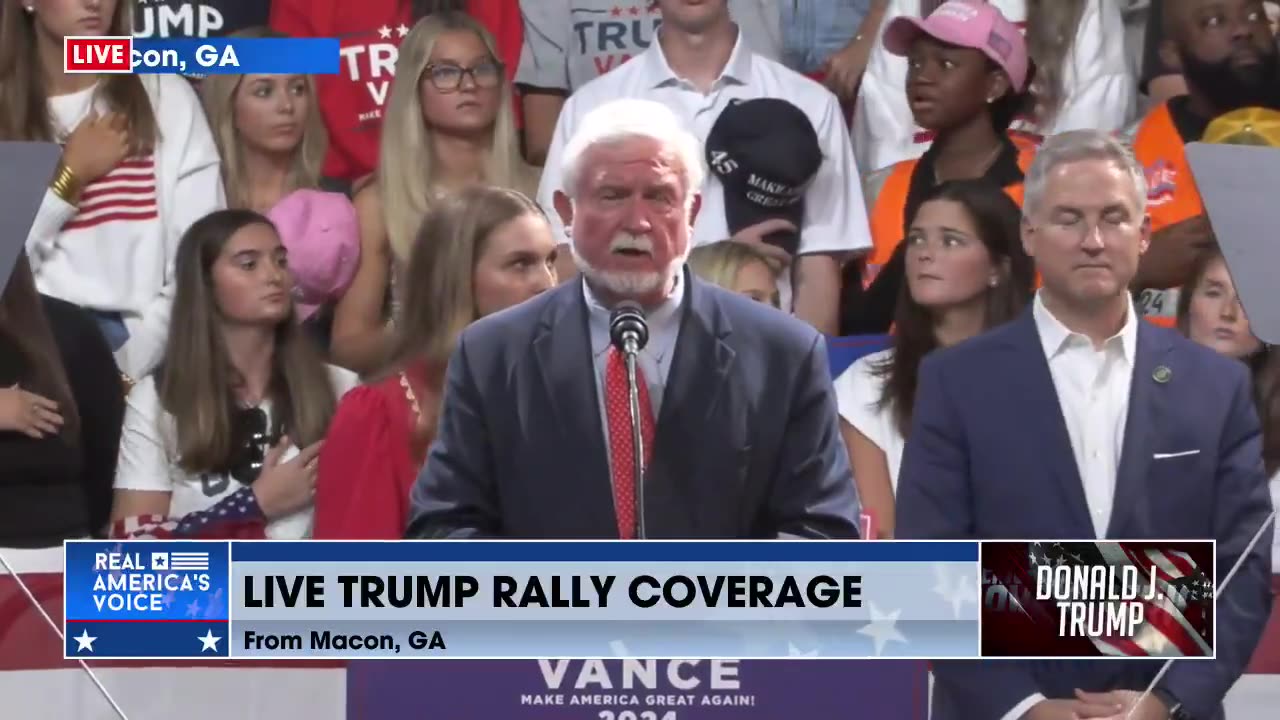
[
  {"left": 405, "top": 98, "right": 859, "bottom": 540},
  {"left": 897, "top": 130, "right": 1273, "bottom": 720}
]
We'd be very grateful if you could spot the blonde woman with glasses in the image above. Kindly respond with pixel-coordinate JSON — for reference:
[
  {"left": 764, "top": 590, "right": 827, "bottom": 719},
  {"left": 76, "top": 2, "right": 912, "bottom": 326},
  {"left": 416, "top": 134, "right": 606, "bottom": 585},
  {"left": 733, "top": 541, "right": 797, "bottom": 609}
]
[{"left": 330, "top": 12, "right": 539, "bottom": 374}]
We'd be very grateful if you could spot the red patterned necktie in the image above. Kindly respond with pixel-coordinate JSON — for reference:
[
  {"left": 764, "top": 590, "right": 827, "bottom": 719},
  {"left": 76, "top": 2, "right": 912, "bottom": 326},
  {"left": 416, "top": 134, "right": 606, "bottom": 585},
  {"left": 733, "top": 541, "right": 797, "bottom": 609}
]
[{"left": 604, "top": 345, "right": 656, "bottom": 539}]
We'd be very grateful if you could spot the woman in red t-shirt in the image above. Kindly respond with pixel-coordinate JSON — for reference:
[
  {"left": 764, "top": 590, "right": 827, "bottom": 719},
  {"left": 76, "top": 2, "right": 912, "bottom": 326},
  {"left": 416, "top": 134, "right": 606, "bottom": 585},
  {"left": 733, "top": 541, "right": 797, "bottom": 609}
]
[
  {"left": 313, "top": 186, "right": 556, "bottom": 539},
  {"left": 269, "top": 0, "right": 521, "bottom": 185}
]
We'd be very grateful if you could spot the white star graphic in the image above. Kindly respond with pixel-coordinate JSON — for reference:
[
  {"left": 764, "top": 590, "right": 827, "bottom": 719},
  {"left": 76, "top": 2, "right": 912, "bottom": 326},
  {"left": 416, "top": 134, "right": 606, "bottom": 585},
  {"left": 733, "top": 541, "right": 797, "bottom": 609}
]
[
  {"left": 949, "top": 574, "right": 979, "bottom": 618},
  {"left": 396, "top": 24, "right": 411, "bottom": 37},
  {"left": 198, "top": 629, "right": 221, "bottom": 652},
  {"left": 378, "top": 25, "right": 392, "bottom": 39},
  {"left": 787, "top": 641, "right": 819, "bottom": 657},
  {"left": 74, "top": 628, "right": 97, "bottom": 652},
  {"left": 857, "top": 603, "right": 907, "bottom": 656},
  {"left": 932, "top": 564, "right": 979, "bottom": 619}
]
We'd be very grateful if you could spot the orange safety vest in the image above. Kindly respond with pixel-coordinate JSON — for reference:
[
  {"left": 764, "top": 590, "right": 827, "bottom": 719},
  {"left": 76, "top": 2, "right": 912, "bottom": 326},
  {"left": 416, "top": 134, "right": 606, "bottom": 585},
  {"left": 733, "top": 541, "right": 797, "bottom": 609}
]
[
  {"left": 1130, "top": 103, "right": 1205, "bottom": 328},
  {"left": 864, "top": 144, "right": 1036, "bottom": 286}
]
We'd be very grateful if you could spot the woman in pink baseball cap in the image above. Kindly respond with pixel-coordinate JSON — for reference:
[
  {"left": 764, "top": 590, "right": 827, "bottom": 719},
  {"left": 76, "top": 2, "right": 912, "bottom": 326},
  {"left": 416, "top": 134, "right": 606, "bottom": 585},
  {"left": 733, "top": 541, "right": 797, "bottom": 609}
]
[{"left": 843, "top": 0, "right": 1039, "bottom": 334}]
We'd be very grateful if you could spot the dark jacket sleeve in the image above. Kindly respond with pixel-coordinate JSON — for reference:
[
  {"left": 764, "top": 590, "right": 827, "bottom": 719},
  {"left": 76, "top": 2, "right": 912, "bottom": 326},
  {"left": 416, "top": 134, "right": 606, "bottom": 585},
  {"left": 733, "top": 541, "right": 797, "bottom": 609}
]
[
  {"left": 404, "top": 333, "right": 500, "bottom": 538},
  {"left": 840, "top": 242, "right": 905, "bottom": 335},
  {"left": 1161, "top": 365, "right": 1275, "bottom": 718},
  {"left": 41, "top": 295, "right": 124, "bottom": 538},
  {"left": 763, "top": 333, "right": 862, "bottom": 538},
  {"left": 897, "top": 353, "right": 1042, "bottom": 718}
]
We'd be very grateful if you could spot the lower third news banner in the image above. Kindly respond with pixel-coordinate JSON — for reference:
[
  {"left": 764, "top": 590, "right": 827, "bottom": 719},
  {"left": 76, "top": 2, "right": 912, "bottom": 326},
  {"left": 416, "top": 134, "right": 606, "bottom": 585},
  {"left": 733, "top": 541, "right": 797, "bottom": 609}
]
[
  {"left": 227, "top": 541, "right": 976, "bottom": 658},
  {"left": 60, "top": 541, "right": 976, "bottom": 658},
  {"left": 980, "top": 540, "right": 1216, "bottom": 659},
  {"left": 64, "top": 541, "right": 230, "bottom": 659}
]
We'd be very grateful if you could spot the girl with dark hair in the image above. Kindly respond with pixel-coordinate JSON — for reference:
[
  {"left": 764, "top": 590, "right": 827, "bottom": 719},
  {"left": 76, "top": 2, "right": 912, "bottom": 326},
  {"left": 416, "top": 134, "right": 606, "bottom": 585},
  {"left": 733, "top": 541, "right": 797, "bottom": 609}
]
[
  {"left": 111, "top": 209, "right": 357, "bottom": 539},
  {"left": 1, "top": 0, "right": 224, "bottom": 384},
  {"left": 1175, "top": 244, "right": 1280, "bottom": 574},
  {"left": 843, "top": 0, "right": 1037, "bottom": 334},
  {"left": 833, "top": 180, "right": 1034, "bottom": 538},
  {"left": 854, "top": 0, "right": 1133, "bottom": 172},
  {"left": 314, "top": 186, "right": 556, "bottom": 538},
  {"left": 1, "top": 253, "right": 123, "bottom": 546}
]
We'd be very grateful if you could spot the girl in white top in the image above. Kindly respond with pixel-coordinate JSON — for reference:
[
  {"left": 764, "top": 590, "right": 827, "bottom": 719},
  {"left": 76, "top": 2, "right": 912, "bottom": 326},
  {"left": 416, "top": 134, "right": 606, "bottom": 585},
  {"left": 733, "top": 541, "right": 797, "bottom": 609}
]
[
  {"left": 1176, "top": 244, "right": 1280, "bottom": 572},
  {"left": 853, "top": 0, "right": 1136, "bottom": 173},
  {"left": 111, "top": 210, "right": 357, "bottom": 540},
  {"left": 833, "top": 180, "right": 1034, "bottom": 537},
  {"left": 2, "top": 0, "right": 225, "bottom": 382}
]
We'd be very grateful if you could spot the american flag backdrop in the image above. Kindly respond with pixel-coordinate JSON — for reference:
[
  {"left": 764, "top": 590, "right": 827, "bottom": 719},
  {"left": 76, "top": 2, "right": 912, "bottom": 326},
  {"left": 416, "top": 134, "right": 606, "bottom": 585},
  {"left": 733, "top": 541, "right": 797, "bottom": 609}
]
[
  {"left": 1032, "top": 541, "right": 1214, "bottom": 658},
  {"left": 982, "top": 540, "right": 1216, "bottom": 659}
]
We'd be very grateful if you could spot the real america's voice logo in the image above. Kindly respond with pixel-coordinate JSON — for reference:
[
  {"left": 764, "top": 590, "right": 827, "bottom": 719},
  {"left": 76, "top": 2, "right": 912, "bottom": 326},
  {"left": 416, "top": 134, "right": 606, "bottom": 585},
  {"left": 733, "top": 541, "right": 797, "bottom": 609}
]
[{"left": 92, "top": 549, "right": 213, "bottom": 612}]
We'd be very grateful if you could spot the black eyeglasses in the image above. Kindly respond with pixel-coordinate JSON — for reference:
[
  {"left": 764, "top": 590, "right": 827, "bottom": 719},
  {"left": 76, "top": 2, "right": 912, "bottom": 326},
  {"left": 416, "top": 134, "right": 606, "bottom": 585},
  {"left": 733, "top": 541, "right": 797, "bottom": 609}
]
[
  {"left": 227, "top": 407, "right": 279, "bottom": 485},
  {"left": 423, "top": 61, "right": 504, "bottom": 91}
]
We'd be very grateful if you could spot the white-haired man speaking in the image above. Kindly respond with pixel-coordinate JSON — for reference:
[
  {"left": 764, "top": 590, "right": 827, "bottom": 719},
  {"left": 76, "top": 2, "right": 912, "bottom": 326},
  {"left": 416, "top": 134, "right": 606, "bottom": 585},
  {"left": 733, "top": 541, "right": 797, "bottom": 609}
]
[{"left": 405, "top": 98, "right": 860, "bottom": 540}]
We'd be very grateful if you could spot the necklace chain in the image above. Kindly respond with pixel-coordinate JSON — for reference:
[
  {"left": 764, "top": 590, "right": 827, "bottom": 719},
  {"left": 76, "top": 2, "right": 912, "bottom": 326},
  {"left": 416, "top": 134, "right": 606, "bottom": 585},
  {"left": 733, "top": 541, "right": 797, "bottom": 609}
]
[{"left": 934, "top": 143, "right": 1004, "bottom": 184}]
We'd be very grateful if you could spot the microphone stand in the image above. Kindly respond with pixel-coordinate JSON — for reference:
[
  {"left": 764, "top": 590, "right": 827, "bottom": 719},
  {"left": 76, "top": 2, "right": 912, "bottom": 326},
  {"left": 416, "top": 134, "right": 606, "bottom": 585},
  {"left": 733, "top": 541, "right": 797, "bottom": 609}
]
[
  {"left": 622, "top": 336, "right": 647, "bottom": 540},
  {"left": 1125, "top": 508, "right": 1277, "bottom": 719}
]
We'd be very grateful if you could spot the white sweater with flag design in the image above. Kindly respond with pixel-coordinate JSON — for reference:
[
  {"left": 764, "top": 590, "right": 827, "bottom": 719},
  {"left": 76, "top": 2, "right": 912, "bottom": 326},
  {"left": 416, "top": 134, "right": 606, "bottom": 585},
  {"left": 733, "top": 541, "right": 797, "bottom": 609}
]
[{"left": 25, "top": 74, "right": 225, "bottom": 379}]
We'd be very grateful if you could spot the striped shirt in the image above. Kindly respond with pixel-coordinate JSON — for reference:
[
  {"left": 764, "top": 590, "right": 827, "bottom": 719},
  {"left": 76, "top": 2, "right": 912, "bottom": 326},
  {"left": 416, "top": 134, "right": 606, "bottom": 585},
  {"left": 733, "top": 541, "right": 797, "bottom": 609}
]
[{"left": 64, "top": 156, "right": 160, "bottom": 231}]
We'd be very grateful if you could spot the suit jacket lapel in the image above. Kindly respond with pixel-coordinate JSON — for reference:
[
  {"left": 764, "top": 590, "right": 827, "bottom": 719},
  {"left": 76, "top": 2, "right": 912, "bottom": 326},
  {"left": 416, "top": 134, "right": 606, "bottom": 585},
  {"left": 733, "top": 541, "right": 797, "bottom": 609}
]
[
  {"left": 1005, "top": 310, "right": 1095, "bottom": 530},
  {"left": 1109, "top": 323, "right": 1173, "bottom": 536},
  {"left": 655, "top": 274, "right": 736, "bottom": 433},
  {"left": 531, "top": 281, "right": 616, "bottom": 533},
  {"left": 645, "top": 275, "right": 736, "bottom": 533}
]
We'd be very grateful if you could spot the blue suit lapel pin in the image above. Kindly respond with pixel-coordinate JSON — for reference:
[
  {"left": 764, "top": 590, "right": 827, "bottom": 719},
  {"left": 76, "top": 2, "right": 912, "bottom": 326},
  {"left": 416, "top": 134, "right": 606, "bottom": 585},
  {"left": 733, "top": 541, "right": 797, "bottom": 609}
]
[{"left": 1153, "top": 365, "right": 1172, "bottom": 384}]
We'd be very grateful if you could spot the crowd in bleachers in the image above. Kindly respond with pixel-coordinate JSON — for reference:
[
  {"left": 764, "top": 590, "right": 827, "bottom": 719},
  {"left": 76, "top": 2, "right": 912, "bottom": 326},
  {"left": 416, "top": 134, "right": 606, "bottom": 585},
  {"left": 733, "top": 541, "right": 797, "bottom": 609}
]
[{"left": 1, "top": 0, "right": 1279, "bottom": 682}]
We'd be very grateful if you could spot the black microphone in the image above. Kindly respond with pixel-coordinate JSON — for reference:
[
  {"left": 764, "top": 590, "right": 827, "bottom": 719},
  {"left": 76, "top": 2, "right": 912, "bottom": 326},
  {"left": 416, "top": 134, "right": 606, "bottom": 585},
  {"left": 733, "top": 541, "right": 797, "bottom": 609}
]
[
  {"left": 607, "top": 301, "right": 649, "bottom": 539},
  {"left": 609, "top": 301, "right": 649, "bottom": 355}
]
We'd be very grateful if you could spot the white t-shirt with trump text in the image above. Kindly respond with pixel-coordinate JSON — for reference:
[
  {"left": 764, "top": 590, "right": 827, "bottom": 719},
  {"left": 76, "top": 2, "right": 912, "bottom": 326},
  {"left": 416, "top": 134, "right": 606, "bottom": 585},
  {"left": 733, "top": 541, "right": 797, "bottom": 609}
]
[{"left": 114, "top": 367, "right": 358, "bottom": 539}]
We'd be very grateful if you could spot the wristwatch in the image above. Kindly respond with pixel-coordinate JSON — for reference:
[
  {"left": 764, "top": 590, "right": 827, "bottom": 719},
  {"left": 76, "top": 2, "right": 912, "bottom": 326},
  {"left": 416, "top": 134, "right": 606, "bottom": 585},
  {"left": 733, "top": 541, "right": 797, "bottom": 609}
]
[{"left": 1151, "top": 688, "right": 1193, "bottom": 720}]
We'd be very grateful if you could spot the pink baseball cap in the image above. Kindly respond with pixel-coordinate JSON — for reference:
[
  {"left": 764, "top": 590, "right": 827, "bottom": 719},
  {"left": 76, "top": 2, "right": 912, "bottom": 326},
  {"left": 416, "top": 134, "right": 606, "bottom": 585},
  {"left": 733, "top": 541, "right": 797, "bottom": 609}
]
[
  {"left": 266, "top": 189, "right": 360, "bottom": 322},
  {"left": 882, "top": 0, "right": 1029, "bottom": 92}
]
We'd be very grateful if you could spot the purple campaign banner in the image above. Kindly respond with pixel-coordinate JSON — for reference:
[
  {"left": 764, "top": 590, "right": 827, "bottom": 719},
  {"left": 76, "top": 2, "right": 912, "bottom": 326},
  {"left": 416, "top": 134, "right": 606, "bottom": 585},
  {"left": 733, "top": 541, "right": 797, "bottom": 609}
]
[{"left": 347, "top": 659, "right": 929, "bottom": 719}]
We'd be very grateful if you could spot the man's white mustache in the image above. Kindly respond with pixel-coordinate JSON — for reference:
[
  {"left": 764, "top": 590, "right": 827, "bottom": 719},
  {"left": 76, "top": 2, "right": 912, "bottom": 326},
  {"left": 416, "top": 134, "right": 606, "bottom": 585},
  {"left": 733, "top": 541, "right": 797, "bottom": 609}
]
[{"left": 609, "top": 234, "right": 654, "bottom": 253}]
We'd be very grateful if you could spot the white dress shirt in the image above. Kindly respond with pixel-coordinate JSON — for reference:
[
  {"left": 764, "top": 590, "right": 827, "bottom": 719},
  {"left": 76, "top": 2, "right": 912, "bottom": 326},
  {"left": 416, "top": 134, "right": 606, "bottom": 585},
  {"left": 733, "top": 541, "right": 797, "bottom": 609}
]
[
  {"left": 1000, "top": 291, "right": 1138, "bottom": 720},
  {"left": 537, "top": 28, "right": 872, "bottom": 258},
  {"left": 583, "top": 272, "right": 685, "bottom": 477}
]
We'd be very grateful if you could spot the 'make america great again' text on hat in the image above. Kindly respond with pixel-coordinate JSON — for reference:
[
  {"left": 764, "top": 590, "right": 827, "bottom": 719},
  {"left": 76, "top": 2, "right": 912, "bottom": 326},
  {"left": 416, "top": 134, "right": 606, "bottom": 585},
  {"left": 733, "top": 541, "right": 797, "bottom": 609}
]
[{"left": 705, "top": 98, "right": 822, "bottom": 256}]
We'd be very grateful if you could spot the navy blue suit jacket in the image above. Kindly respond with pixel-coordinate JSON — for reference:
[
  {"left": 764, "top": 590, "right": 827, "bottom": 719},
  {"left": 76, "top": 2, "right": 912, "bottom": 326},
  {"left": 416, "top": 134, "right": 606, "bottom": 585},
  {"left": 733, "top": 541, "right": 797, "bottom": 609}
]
[
  {"left": 897, "top": 309, "right": 1274, "bottom": 720},
  {"left": 405, "top": 271, "right": 860, "bottom": 539}
]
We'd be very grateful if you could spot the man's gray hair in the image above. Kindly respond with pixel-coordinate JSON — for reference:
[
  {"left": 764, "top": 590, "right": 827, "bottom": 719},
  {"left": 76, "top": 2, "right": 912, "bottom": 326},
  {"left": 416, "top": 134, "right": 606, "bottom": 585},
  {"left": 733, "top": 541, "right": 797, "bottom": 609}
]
[
  {"left": 1022, "top": 130, "right": 1148, "bottom": 217},
  {"left": 559, "top": 98, "right": 705, "bottom": 206}
]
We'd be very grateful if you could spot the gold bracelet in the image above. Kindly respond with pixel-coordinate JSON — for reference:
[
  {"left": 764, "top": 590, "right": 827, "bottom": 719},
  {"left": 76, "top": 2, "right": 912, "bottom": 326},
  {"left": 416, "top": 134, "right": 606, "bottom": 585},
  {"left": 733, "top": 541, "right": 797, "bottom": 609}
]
[{"left": 50, "top": 162, "right": 80, "bottom": 204}]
